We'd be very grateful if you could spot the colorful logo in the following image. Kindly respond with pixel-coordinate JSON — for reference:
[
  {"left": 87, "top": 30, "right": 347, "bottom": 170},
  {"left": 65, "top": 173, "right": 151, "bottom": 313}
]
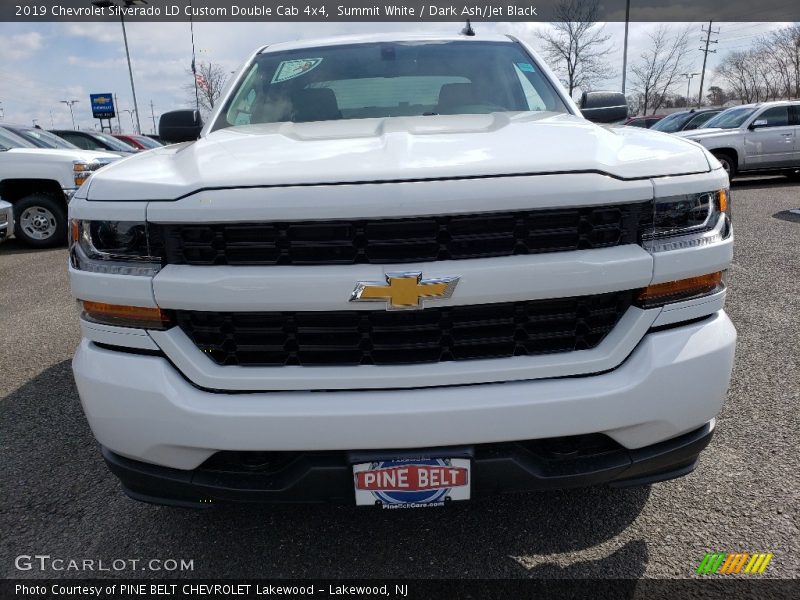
[
  {"left": 696, "top": 552, "right": 773, "bottom": 575},
  {"left": 350, "top": 272, "right": 460, "bottom": 311},
  {"left": 354, "top": 458, "right": 469, "bottom": 506}
]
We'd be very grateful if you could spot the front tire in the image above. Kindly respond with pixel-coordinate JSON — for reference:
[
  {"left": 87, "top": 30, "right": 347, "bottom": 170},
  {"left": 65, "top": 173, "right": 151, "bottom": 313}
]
[
  {"left": 713, "top": 153, "right": 736, "bottom": 179},
  {"left": 14, "top": 194, "right": 67, "bottom": 248}
]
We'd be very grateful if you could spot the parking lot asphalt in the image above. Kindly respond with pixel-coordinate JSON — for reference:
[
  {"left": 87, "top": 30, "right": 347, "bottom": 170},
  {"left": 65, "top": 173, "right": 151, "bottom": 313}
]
[{"left": 1, "top": 177, "right": 798, "bottom": 580}]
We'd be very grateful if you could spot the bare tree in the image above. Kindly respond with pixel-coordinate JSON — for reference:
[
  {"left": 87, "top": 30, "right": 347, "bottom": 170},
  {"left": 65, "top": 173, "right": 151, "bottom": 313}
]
[
  {"left": 717, "top": 50, "right": 764, "bottom": 104},
  {"left": 762, "top": 25, "right": 800, "bottom": 99},
  {"left": 630, "top": 26, "right": 692, "bottom": 115},
  {"left": 709, "top": 24, "right": 800, "bottom": 104},
  {"left": 540, "top": 0, "right": 614, "bottom": 97},
  {"left": 706, "top": 85, "right": 727, "bottom": 106},
  {"left": 756, "top": 48, "right": 784, "bottom": 101},
  {"left": 758, "top": 35, "right": 791, "bottom": 99},
  {"left": 184, "top": 61, "right": 229, "bottom": 114}
]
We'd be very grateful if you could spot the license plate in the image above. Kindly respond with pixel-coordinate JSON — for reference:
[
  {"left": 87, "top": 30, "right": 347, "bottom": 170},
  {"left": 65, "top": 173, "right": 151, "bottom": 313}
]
[{"left": 353, "top": 458, "right": 470, "bottom": 508}]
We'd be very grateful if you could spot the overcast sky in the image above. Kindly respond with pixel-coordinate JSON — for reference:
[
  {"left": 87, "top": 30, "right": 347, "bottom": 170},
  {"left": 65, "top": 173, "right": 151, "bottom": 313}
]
[{"left": 0, "top": 20, "right": 785, "bottom": 133}]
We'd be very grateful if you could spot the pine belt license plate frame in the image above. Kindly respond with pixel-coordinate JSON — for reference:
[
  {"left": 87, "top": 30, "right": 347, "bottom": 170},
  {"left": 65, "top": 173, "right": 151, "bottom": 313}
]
[{"left": 352, "top": 457, "right": 471, "bottom": 508}]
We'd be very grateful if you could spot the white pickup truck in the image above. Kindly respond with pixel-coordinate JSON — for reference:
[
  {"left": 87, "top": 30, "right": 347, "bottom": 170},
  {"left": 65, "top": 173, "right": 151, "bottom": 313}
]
[
  {"left": 0, "top": 127, "right": 118, "bottom": 247},
  {"left": 69, "top": 33, "right": 736, "bottom": 508}
]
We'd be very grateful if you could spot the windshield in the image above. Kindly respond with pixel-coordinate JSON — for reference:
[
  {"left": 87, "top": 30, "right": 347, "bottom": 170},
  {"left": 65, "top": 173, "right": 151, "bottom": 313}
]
[
  {"left": 12, "top": 127, "right": 80, "bottom": 149},
  {"left": 92, "top": 132, "right": 138, "bottom": 152},
  {"left": 651, "top": 112, "right": 689, "bottom": 133},
  {"left": 703, "top": 107, "right": 757, "bottom": 129},
  {"left": 0, "top": 128, "right": 36, "bottom": 150},
  {"left": 216, "top": 40, "right": 570, "bottom": 129}
]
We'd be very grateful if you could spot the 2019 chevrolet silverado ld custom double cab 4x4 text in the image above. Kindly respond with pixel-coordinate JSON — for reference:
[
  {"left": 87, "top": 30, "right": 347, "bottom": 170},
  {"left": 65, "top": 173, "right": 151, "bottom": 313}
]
[{"left": 69, "top": 34, "right": 736, "bottom": 508}]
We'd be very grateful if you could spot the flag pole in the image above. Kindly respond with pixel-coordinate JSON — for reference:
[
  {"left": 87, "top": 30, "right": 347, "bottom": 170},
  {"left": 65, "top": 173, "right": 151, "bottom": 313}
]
[{"left": 190, "top": 0, "right": 199, "bottom": 111}]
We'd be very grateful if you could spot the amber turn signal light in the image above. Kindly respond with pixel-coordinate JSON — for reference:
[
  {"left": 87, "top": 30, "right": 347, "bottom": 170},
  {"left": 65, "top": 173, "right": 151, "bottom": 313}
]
[
  {"left": 81, "top": 301, "right": 172, "bottom": 330},
  {"left": 70, "top": 219, "right": 80, "bottom": 244},
  {"left": 718, "top": 189, "right": 728, "bottom": 214},
  {"left": 636, "top": 272, "right": 723, "bottom": 307}
]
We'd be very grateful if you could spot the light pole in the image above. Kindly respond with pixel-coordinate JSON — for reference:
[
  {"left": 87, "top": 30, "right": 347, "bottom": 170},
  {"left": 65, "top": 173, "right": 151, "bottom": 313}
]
[
  {"left": 91, "top": 0, "right": 146, "bottom": 134},
  {"left": 121, "top": 109, "right": 136, "bottom": 131},
  {"left": 149, "top": 100, "right": 157, "bottom": 134},
  {"left": 621, "top": 0, "right": 630, "bottom": 95},
  {"left": 795, "top": 35, "right": 800, "bottom": 99},
  {"left": 60, "top": 100, "right": 79, "bottom": 129},
  {"left": 682, "top": 73, "right": 699, "bottom": 106},
  {"left": 190, "top": 0, "right": 200, "bottom": 111}
]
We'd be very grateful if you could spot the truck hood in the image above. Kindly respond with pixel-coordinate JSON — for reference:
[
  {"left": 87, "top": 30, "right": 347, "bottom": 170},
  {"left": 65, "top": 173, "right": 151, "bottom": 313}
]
[
  {"left": 673, "top": 128, "right": 734, "bottom": 140},
  {"left": 86, "top": 112, "right": 712, "bottom": 201}
]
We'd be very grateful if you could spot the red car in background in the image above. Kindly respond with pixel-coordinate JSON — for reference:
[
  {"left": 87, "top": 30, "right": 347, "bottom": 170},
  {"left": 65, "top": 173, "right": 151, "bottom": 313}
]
[
  {"left": 622, "top": 115, "right": 666, "bottom": 128},
  {"left": 112, "top": 134, "right": 163, "bottom": 151}
]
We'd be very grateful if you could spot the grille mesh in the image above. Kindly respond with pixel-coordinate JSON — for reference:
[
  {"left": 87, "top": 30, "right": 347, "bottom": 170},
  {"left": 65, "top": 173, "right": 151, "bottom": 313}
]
[
  {"left": 176, "top": 291, "right": 633, "bottom": 367},
  {"left": 159, "top": 202, "right": 651, "bottom": 266}
]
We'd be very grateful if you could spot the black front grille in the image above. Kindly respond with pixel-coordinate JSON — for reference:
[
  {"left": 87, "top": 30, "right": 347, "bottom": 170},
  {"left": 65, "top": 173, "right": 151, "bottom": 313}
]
[
  {"left": 176, "top": 291, "right": 633, "bottom": 367},
  {"left": 159, "top": 202, "right": 651, "bottom": 266}
]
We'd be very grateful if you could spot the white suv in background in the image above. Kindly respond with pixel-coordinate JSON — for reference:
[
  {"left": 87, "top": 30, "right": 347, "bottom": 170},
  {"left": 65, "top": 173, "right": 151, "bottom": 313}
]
[{"left": 69, "top": 33, "right": 736, "bottom": 508}]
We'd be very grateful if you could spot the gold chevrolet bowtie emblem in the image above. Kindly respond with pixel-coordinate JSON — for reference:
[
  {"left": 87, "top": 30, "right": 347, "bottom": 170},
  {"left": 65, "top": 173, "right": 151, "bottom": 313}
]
[{"left": 350, "top": 272, "right": 460, "bottom": 310}]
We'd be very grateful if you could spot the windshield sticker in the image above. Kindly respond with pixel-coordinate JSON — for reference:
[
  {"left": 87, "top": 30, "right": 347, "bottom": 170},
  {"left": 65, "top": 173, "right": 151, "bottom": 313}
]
[
  {"left": 516, "top": 63, "right": 535, "bottom": 73},
  {"left": 271, "top": 58, "right": 323, "bottom": 84}
]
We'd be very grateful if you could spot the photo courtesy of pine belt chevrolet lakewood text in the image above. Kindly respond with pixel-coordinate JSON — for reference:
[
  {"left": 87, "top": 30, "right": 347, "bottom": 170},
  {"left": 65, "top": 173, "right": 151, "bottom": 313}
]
[{"left": 68, "top": 33, "right": 736, "bottom": 508}]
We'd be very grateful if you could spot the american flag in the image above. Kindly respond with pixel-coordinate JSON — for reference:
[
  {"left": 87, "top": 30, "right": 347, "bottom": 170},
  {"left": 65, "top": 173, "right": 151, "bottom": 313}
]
[{"left": 195, "top": 72, "right": 210, "bottom": 92}]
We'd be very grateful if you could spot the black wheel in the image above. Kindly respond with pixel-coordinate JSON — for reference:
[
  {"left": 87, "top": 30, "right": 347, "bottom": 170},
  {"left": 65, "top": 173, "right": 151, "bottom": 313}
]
[
  {"left": 713, "top": 153, "right": 736, "bottom": 179},
  {"left": 14, "top": 194, "right": 67, "bottom": 248}
]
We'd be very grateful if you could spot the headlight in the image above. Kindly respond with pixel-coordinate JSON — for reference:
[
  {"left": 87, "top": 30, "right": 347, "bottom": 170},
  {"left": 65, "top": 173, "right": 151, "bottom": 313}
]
[
  {"left": 643, "top": 189, "right": 731, "bottom": 253},
  {"left": 73, "top": 160, "right": 106, "bottom": 186},
  {"left": 69, "top": 220, "right": 163, "bottom": 276}
]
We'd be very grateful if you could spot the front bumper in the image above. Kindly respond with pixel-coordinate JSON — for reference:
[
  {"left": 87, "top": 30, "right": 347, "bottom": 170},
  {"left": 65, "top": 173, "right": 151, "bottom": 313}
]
[
  {"left": 73, "top": 311, "right": 736, "bottom": 475},
  {"left": 103, "top": 421, "right": 715, "bottom": 507}
]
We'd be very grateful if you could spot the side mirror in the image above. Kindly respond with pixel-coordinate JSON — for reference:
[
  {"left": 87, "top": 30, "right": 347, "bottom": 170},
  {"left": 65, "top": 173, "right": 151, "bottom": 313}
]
[
  {"left": 580, "top": 91, "right": 628, "bottom": 123},
  {"left": 159, "top": 109, "right": 203, "bottom": 143},
  {"left": 749, "top": 119, "right": 768, "bottom": 130}
]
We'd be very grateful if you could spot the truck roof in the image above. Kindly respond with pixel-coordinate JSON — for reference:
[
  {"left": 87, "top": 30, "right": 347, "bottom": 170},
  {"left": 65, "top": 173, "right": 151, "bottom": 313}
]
[
  {"left": 731, "top": 100, "right": 800, "bottom": 110},
  {"left": 260, "top": 32, "right": 514, "bottom": 54}
]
